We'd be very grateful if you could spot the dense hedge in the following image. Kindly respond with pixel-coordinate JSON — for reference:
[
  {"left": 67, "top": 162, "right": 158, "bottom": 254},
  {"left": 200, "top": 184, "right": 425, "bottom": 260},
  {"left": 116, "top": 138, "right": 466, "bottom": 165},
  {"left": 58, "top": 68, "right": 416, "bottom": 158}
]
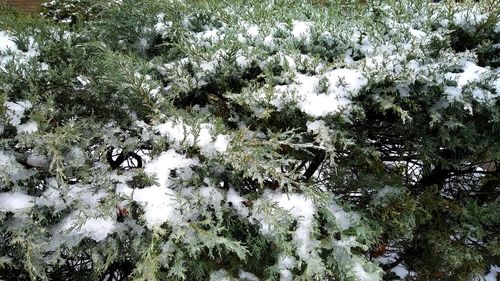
[{"left": 0, "top": 0, "right": 499, "bottom": 280}]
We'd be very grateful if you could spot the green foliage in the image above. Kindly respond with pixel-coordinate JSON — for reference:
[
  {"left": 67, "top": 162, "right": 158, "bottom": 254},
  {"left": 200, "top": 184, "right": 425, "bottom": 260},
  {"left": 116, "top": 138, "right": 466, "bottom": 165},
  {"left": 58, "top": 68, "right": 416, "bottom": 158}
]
[{"left": 0, "top": 0, "right": 499, "bottom": 280}]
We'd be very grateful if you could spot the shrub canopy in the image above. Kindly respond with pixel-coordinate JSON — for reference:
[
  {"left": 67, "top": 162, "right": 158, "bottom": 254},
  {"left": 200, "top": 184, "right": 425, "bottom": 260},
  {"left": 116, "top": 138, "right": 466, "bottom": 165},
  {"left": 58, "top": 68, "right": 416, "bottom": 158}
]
[{"left": 0, "top": 0, "right": 499, "bottom": 280}]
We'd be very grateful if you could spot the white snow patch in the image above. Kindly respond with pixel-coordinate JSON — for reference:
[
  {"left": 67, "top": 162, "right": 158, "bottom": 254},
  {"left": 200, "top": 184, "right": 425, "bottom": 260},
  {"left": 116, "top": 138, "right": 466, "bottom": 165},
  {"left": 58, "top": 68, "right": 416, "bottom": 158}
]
[
  {"left": 493, "top": 77, "right": 500, "bottom": 95},
  {"left": 444, "top": 86, "right": 462, "bottom": 102},
  {"left": 291, "top": 21, "right": 312, "bottom": 41},
  {"left": 209, "top": 269, "right": 231, "bottom": 281},
  {"left": 0, "top": 192, "right": 34, "bottom": 212},
  {"left": 262, "top": 190, "right": 317, "bottom": 260},
  {"left": 0, "top": 150, "right": 33, "bottom": 181},
  {"left": 247, "top": 24, "right": 260, "bottom": 38},
  {"left": 275, "top": 69, "right": 366, "bottom": 117},
  {"left": 26, "top": 152, "right": 49, "bottom": 168},
  {"left": 239, "top": 270, "right": 259, "bottom": 281},
  {"left": 0, "top": 31, "right": 39, "bottom": 68},
  {"left": 213, "top": 134, "right": 231, "bottom": 153},
  {"left": 453, "top": 10, "right": 488, "bottom": 28},
  {"left": 155, "top": 119, "right": 231, "bottom": 156},
  {"left": 277, "top": 255, "right": 297, "bottom": 281},
  {"left": 484, "top": 265, "right": 499, "bottom": 281},
  {"left": 154, "top": 13, "right": 173, "bottom": 37},
  {"left": 328, "top": 202, "right": 358, "bottom": 230},
  {"left": 263, "top": 35, "right": 275, "bottom": 49},
  {"left": 116, "top": 149, "right": 198, "bottom": 228},
  {"left": 17, "top": 121, "right": 38, "bottom": 134},
  {"left": 199, "top": 185, "right": 224, "bottom": 208},
  {"left": 61, "top": 215, "right": 116, "bottom": 242},
  {"left": 0, "top": 31, "right": 18, "bottom": 52},
  {"left": 236, "top": 53, "right": 251, "bottom": 69},
  {"left": 446, "top": 61, "right": 489, "bottom": 88},
  {"left": 353, "top": 262, "right": 370, "bottom": 281},
  {"left": 76, "top": 75, "right": 90, "bottom": 86},
  {"left": 391, "top": 264, "right": 410, "bottom": 279},
  {"left": 227, "top": 188, "right": 249, "bottom": 217},
  {"left": 0, "top": 150, "right": 12, "bottom": 165},
  {"left": 306, "top": 120, "right": 326, "bottom": 134},
  {"left": 4, "top": 100, "right": 32, "bottom": 127}
]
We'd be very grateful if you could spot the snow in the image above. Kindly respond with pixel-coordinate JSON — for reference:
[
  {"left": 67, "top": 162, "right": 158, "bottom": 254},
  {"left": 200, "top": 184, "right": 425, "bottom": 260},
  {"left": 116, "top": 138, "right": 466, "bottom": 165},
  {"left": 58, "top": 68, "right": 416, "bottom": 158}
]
[
  {"left": 291, "top": 21, "right": 312, "bottom": 40},
  {"left": 4, "top": 100, "right": 32, "bottom": 127},
  {"left": 277, "top": 255, "right": 297, "bottom": 281},
  {"left": 444, "top": 86, "right": 462, "bottom": 102},
  {"left": 353, "top": 262, "right": 375, "bottom": 281},
  {"left": 17, "top": 121, "right": 38, "bottom": 134},
  {"left": 484, "top": 265, "right": 499, "bottom": 281},
  {"left": 453, "top": 10, "right": 488, "bottom": 28},
  {"left": 275, "top": 68, "right": 366, "bottom": 117},
  {"left": 154, "top": 13, "right": 173, "bottom": 37},
  {"left": 0, "top": 150, "right": 10, "bottom": 165},
  {"left": 0, "top": 31, "right": 18, "bottom": 52},
  {"left": 391, "top": 264, "right": 410, "bottom": 279},
  {"left": 239, "top": 270, "right": 259, "bottom": 281},
  {"left": 61, "top": 215, "right": 116, "bottom": 242},
  {"left": 0, "top": 150, "right": 33, "bottom": 181},
  {"left": 65, "top": 147, "right": 86, "bottom": 167},
  {"left": 306, "top": 120, "right": 326, "bottom": 134},
  {"left": 155, "top": 119, "right": 202, "bottom": 147},
  {"left": 76, "top": 75, "right": 90, "bottom": 86},
  {"left": 408, "top": 27, "right": 426, "bottom": 39},
  {"left": 200, "top": 60, "right": 218, "bottom": 73},
  {"left": 227, "top": 188, "right": 250, "bottom": 217},
  {"left": 494, "top": 77, "right": 500, "bottom": 95},
  {"left": 155, "top": 119, "right": 231, "bottom": 156},
  {"left": 0, "top": 31, "right": 39, "bottom": 69},
  {"left": 446, "top": 61, "right": 489, "bottom": 88},
  {"left": 0, "top": 192, "right": 34, "bottom": 212},
  {"left": 263, "top": 35, "right": 275, "bottom": 50},
  {"left": 326, "top": 68, "right": 367, "bottom": 95},
  {"left": 328, "top": 202, "right": 358, "bottom": 230},
  {"left": 247, "top": 24, "right": 260, "bottom": 38},
  {"left": 236, "top": 53, "right": 251, "bottom": 69},
  {"left": 193, "top": 28, "right": 225, "bottom": 47},
  {"left": 199, "top": 185, "right": 224, "bottom": 209},
  {"left": 209, "top": 269, "right": 231, "bottom": 281},
  {"left": 264, "top": 190, "right": 317, "bottom": 260},
  {"left": 118, "top": 184, "right": 178, "bottom": 228},
  {"left": 213, "top": 134, "right": 231, "bottom": 153},
  {"left": 144, "top": 149, "right": 197, "bottom": 188},
  {"left": 116, "top": 149, "right": 198, "bottom": 228}
]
